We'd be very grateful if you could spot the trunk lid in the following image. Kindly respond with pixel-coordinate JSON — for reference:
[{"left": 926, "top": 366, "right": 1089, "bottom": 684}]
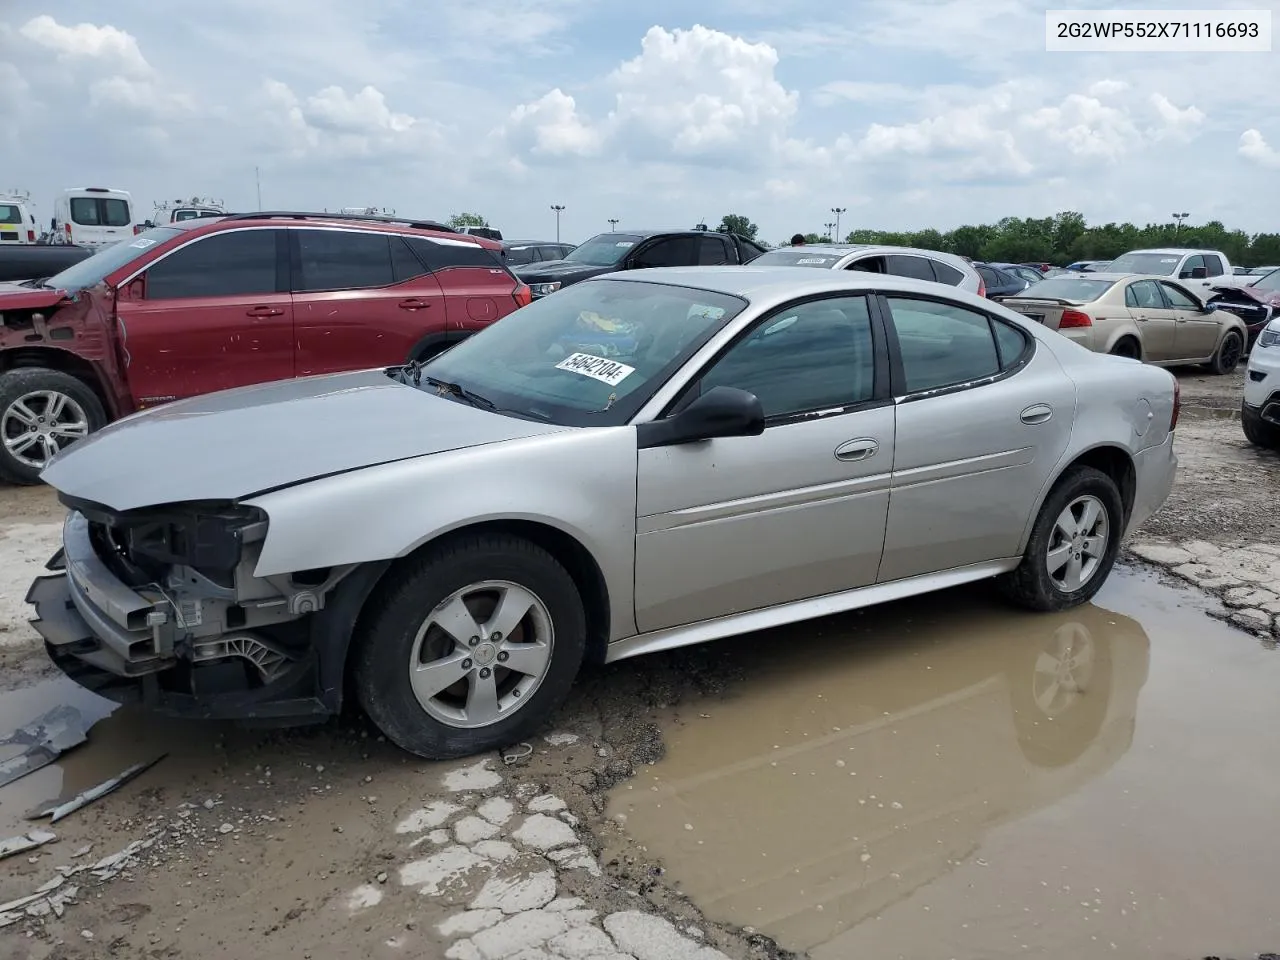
[{"left": 1001, "top": 297, "right": 1084, "bottom": 332}]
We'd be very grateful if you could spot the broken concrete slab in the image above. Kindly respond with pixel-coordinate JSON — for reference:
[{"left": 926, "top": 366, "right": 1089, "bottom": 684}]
[
  {"left": 603, "top": 911, "right": 730, "bottom": 960},
  {"left": 512, "top": 814, "right": 578, "bottom": 851},
  {"left": 470, "top": 869, "right": 557, "bottom": 914}
]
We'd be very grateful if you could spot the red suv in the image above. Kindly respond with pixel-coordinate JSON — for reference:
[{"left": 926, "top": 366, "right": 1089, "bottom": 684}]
[{"left": 0, "top": 212, "right": 531, "bottom": 483}]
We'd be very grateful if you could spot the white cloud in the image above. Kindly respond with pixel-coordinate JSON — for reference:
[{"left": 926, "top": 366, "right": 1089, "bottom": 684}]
[
  {"left": 303, "top": 85, "right": 415, "bottom": 135},
  {"left": 89, "top": 76, "right": 195, "bottom": 118},
  {"left": 1149, "top": 93, "right": 1205, "bottom": 139},
  {"left": 1087, "top": 79, "right": 1128, "bottom": 97},
  {"left": 257, "top": 80, "right": 441, "bottom": 161},
  {"left": 1239, "top": 129, "right": 1280, "bottom": 168},
  {"left": 1022, "top": 93, "right": 1137, "bottom": 162},
  {"left": 506, "top": 89, "right": 602, "bottom": 157},
  {"left": 19, "top": 14, "right": 150, "bottom": 75}
]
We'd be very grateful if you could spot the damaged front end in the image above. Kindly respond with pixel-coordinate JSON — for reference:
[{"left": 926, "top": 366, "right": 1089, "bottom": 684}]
[
  {"left": 1205, "top": 284, "right": 1280, "bottom": 348},
  {"left": 27, "top": 496, "right": 380, "bottom": 723}
]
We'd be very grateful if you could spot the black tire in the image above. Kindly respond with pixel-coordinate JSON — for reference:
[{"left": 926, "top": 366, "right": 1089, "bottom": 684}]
[
  {"left": 1209, "top": 330, "right": 1243, "bottom": 375},
  {"left": 997, "top": 466, "right": 1125, "bottom": 612},
  {"left": 0, "top": 368, "right": 107, "bottom": 485},
  {"left": 1242, "top": 402, "right": 1280, "bottom": 450},
  {"left": 352, "top": 533, "right": 587, "bottom": 759},
  {"left": 1108, "top": 338, "right": 1140, "bottom": 360}
]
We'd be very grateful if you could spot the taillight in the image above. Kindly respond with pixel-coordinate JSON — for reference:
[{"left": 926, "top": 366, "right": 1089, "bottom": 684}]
[
  {"left": 64, "top": 223, "right": 72, "bottom": 238},
  {"left": 1170, "top": 379, "right": 1180, "bottom": 431},
  {"left": 26, "top": 230, "right": 34, "bottom": 242},
  {"left": 1059, "top": 309, "right": 1092, "bottom": 328},
  {"left": 133, "top": 224, "right": 141, "bottom": 235},
  {"left": 977, "top": 279, "right": 986, "bottom": 298},
  {"left": 513, "top": 283, "right": 532, "bottom": 308}
]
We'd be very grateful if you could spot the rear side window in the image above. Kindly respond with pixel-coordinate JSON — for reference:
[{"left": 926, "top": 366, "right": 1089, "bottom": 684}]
[
  {"left": 1125, "top": 280, "right": 1163, "bottom": 309},
  {"left": 885, "top": 297, "right": 1002, "bottom": 394},
  {"left": 146, "top": 229, "right": 280, "bottom": 299},
  {"left": 408, "top": 237, "right": 502, "bottom": 271},
  {"left": 0, "top": 205, "right": 22, "bottom": 225},
  {"left": 931, "top": 261, "right": 965, "bottom": 285},
  {"left": 885, "top": 255, "right": 936, "bottom": 282},
  {"left": 69, "top": 197, "right": 131, "bottom": 227},
  {"left": 392, "top": 236, "right": 431, "bottom": 283},
  {"left": 296, "top": 229, "right": 395, "bottom": 291},
  {"left": 697, "top": 236, "right": 735, "bottom": 265},
  {"left": 633, "top": 236, "right": 698, "bottom": 269},
  {"left": 504, "top": 246, "right": 538, "bottom": 266},
  {"left": 993, "top": 319, "right": 1030, "bottom": 368},
  {"left": 1202, "top": 254, "right": 1224, "bottom": 277}
]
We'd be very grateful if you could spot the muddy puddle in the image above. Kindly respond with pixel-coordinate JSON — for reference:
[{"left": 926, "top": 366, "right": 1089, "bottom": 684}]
[{"left": 609, "top": 568, "right": 1280, "bottom": 958}]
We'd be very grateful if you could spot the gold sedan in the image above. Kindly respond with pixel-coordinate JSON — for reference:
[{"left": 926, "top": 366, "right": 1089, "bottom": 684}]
[{"left": 1003, "top": 273, "right": 1248, "bottom": 374}]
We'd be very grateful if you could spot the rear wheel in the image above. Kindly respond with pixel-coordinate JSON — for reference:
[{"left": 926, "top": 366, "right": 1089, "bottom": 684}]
[
  {"left": 352, "top": 533, "right": 587, "bottom": 759},
  {"left": 1108, "top": 338, "right": 1140, "bottom": 360},
  {"left": 0, "top": 368, "right": 106, "bottom": 485},
  {"left": 1209, "top": 330, "right": 1243, "bottom": 375},
  {"left": 998, "top": 466, "right": 1124, "bottom": 612}
]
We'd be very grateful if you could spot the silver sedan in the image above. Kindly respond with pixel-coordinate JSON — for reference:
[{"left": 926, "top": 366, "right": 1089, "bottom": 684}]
[{"left": 28, "top": 268, "right": 1178, "bottom": 758}]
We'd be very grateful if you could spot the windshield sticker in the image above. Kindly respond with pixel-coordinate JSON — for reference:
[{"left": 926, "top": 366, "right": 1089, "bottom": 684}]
[
  {"left": 614, "top": 241, "right": 635, "bottom": 248},
  {"left": 1160, "top": 257, "right": 1178, "bottom": 263},
  {"left": 796, "top": 257, "right": 830, "bottom": 264},
  {"left": 129, "top": 238, "right": 157, "bottom": 248},
  {"left": 687, "top": 304, "right": 726, "bottom": 320},
  {"left": 555, "top": 352, "right": 636, "bottom": 386}
]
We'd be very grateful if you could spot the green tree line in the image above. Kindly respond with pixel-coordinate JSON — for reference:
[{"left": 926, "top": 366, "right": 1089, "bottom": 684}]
[{"left": 757, "top": 212, "right": 1280, "bottom": 266}]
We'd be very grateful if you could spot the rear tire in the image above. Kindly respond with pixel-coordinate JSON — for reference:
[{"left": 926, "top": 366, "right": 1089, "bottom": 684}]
[
  {"left": 0, "top": 368, "right": 106, "bottom": 485},
  {"left": 1108, "top": 338, "right": 1140, "bottom": 360},
  {"left": 352, "top": 533, "right": 587, "bottom": 759},
  {"left": 1242, "top": 402, "right": 1280, "bottom": 450},
  {"left": 998, "top": 466, "right": 1124, "bottom": 612},
  {"left": 1209, "top": 330, "right": 1243, "bottom": 375}
]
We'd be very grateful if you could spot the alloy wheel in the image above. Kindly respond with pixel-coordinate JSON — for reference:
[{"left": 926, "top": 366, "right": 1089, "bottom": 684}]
[
  {"left": 1046, "top": 495, "right": 1109, "bottom": 592},
  {"left": 1, "top": 390, "right": 90, "bottom": 470}
]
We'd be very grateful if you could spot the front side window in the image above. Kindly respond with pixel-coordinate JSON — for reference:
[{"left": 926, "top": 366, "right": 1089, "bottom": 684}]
[
  {"left": 418, "top": 278, "right": 746, "bottom": 426},
  {"left": 695, "top": 296, "right": 876, "bottom": 420},
  {"left": 632, "top": 236, "right": 698, "bottom": 269},
  {"left": 1179, "top": 255, "right": 1205, "bottom": 278},
  {"left": 1160, "top": 282, "right": 1199, "bottom": 309},
  {"left": 146, "top": 229, "right": 279, "bottom": 300},
  {"left": 296, "top": 229, "right": 394, "bottom": 291},
  {"left": 1252, "top": 269, "right": 1280, "bottom": 292},
  {"left": 886, "top": 296, "right": 1001, "bottom": 394}
]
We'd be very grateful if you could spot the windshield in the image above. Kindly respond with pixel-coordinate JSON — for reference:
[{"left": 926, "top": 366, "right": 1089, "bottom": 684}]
[
  {"left": 750, "top": 249, "right": 844, "bottom": 268},
  {"left": 43, "top": 226, "right": 182, "bottom": 291},
  {"left": 418, "top": 278, "right": 746, "bottom": 427},
  {"left": 1106, "top": 253, "right": 1180, "bottom": 276},
  {"left": 1019, "top": 277, "right": 1117, "bottom": 302},
  {"left": 563, "top": 234, "right": 642, "bottom": 266},
  {"left": 1252, "top": 269, "right": 1280, "bottom": 292}
]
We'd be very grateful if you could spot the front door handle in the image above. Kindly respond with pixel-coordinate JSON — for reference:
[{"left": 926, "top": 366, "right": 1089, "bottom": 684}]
[
  {"left": 835, "top": 438, "right": 878, "bottom": 461},
  {"left": 399, "top": 298, "right": 431, "bottom": 310},
  {"left": 1020, "top": 404, "right": 1053, "bottom": 425},
  {"left": 246, "top": 305, "right": 284, "bottom": 317},
  {"left": 1134, "top": 314, "right": 1148, "bottom": 321}
]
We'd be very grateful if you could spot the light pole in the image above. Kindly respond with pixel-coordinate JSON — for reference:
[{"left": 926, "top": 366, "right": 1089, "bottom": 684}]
[
  {"left": 1172, "top": 211, "right": 1189, "bottom": 236},
  {"left": 551, "top": 204, "right": 565, "bottom": 243},
  {"left": 823, "top": 222, "right": 835, "bottom": 241},
  {"left": 831, "top": 206, "right": 847, "bottom": 242},
  {"left": 607, "top": 218, "right": 619, "bottom": 231}
]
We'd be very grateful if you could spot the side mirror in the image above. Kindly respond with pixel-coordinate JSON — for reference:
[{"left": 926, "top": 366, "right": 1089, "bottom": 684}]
[
  {"left": 1188, "top": 266, "right": 1207, "bottom": 279},
  {"left": 636, "top": 386, "right": 765, "bottom": 449}
]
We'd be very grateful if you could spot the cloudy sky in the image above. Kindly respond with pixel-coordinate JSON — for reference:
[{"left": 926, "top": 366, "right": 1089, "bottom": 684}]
[{"left": 1, "top": 1, "right": 1276, "bottom": 245}]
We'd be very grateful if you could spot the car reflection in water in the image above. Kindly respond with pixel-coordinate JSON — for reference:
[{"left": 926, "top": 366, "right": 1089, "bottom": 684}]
[{"left": 607, "top": 596, "right": 1150, "bottom": 955}]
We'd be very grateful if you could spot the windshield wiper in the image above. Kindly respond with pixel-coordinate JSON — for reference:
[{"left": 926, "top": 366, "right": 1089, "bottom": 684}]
[{"left": 423, "top": 375, "right": 498, "bottom": 412}]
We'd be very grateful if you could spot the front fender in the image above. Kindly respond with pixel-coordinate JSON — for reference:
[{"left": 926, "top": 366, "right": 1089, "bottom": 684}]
[{"left": 244, "top": 425, "right": 641, "bottom": 639}]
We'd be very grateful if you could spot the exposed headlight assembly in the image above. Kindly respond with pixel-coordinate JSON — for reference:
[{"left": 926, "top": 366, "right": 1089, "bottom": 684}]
[{"left": 530, "top": 282, "right": 562, "bottom": 297}]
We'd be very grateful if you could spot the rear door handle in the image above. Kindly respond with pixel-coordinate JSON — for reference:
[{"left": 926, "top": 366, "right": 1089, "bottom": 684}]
[
  {"left": 399, "top": 298, "right": 431, "bottom": 310},
  {"left": 1020, "top": 404, "right": 1053, "bottom": 425},
  {"left": 835, "top": 438, "right": 878, "bottom": 461},
  {"left": 246, "top": 305, "right": 283, "bottom": 317}
]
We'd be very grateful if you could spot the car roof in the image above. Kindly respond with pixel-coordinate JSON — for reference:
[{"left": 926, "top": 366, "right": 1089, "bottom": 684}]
[
  {"left": 169, "top": 214, "right": 496, "bottom": 247},
  {"left": 597, "top": 266, "right": 976, "bottom": 303},
  {"left": 762, "top": 242, "right": 971, "bottom": 265},
  {"left": 1123, "top": 247, "right": 1219, "bottom": 255},
  {"left": 504, "top": 240, "right": 564, "bottom": 247}
]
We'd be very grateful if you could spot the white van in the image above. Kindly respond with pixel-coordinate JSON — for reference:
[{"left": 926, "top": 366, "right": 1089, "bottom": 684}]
[
  {"left": 0, "top": 193, "right": 37, "bottom": 244},
  {"left": 50, "top": 187, "right": 136, "bottom": 249}
]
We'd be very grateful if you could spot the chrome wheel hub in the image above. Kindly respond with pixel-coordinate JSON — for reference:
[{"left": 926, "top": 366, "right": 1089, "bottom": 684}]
[
  {"left": 1, "top": 389, "right": 90, "bottom": 469},
  {"left": 1046, "top": 494, "right": 1109, "bottom": 593},
  {"left": 409, "top": 580, "right": 554, "bottom": 729}
]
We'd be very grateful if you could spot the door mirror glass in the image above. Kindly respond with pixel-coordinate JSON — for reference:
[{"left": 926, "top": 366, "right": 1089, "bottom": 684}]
[
  {"left": 637, "top": 386, "right": 764, "bottom": 449},
  {"left": 1189, "top": 266, "right": 1207, "bottom": 279}
]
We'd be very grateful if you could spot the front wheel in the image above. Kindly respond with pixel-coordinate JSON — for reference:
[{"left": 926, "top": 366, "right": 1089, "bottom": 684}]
[
  {"left": 998, "top": 466, "right": 1124, "bottom": 612},
  {"left": 352, "top": 533, "right": 587, "bottom": 759},
  {"left": 1209, "top": 331, "right": 1243, "bottom": 375},
  {"left": 0, "top": 368, "right": 107, "bottom": 485},
  {"left": 1242, "top": 402, "right": 1280, "bottom": 450}
]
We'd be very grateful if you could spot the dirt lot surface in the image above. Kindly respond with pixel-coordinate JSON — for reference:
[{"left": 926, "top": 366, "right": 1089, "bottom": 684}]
[{"left": 1, "top": 364, "right": 1277, "bottom": 959}]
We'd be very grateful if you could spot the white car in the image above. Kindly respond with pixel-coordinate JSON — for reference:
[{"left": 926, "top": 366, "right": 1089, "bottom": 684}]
[
  {"left": 1243, "top": 316, "right": 1280, "bottom": 449},
  {"left": 747, "top": 244, "right": 985, "bottom": 296}
]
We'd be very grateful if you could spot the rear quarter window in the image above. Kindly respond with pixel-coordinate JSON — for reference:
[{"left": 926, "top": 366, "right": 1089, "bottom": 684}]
[
  {"left": 931, "top": 261, "right": 965, "bottom": 285},
  {"left": 408, "top": 237, "right": 503, "bottom": 271}
]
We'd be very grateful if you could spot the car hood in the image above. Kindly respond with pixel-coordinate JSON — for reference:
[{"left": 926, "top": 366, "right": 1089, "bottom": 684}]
[
  {"left": 0, "top": 284, "right": 70, "bottom": 311},
  {"left": 1208, "top": 283, "right": 1280, "bottom": 308},
  {"left": 41, "top": 369, "right": 571, "bottom": 512},
  {"left": 513, "top": 260, "right": 615, "bottom": 284}
]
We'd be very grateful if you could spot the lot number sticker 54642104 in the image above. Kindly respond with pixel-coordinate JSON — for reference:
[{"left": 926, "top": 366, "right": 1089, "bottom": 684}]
[{"left": 555, "top": 352, "right": 636, "bottom": 386}]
